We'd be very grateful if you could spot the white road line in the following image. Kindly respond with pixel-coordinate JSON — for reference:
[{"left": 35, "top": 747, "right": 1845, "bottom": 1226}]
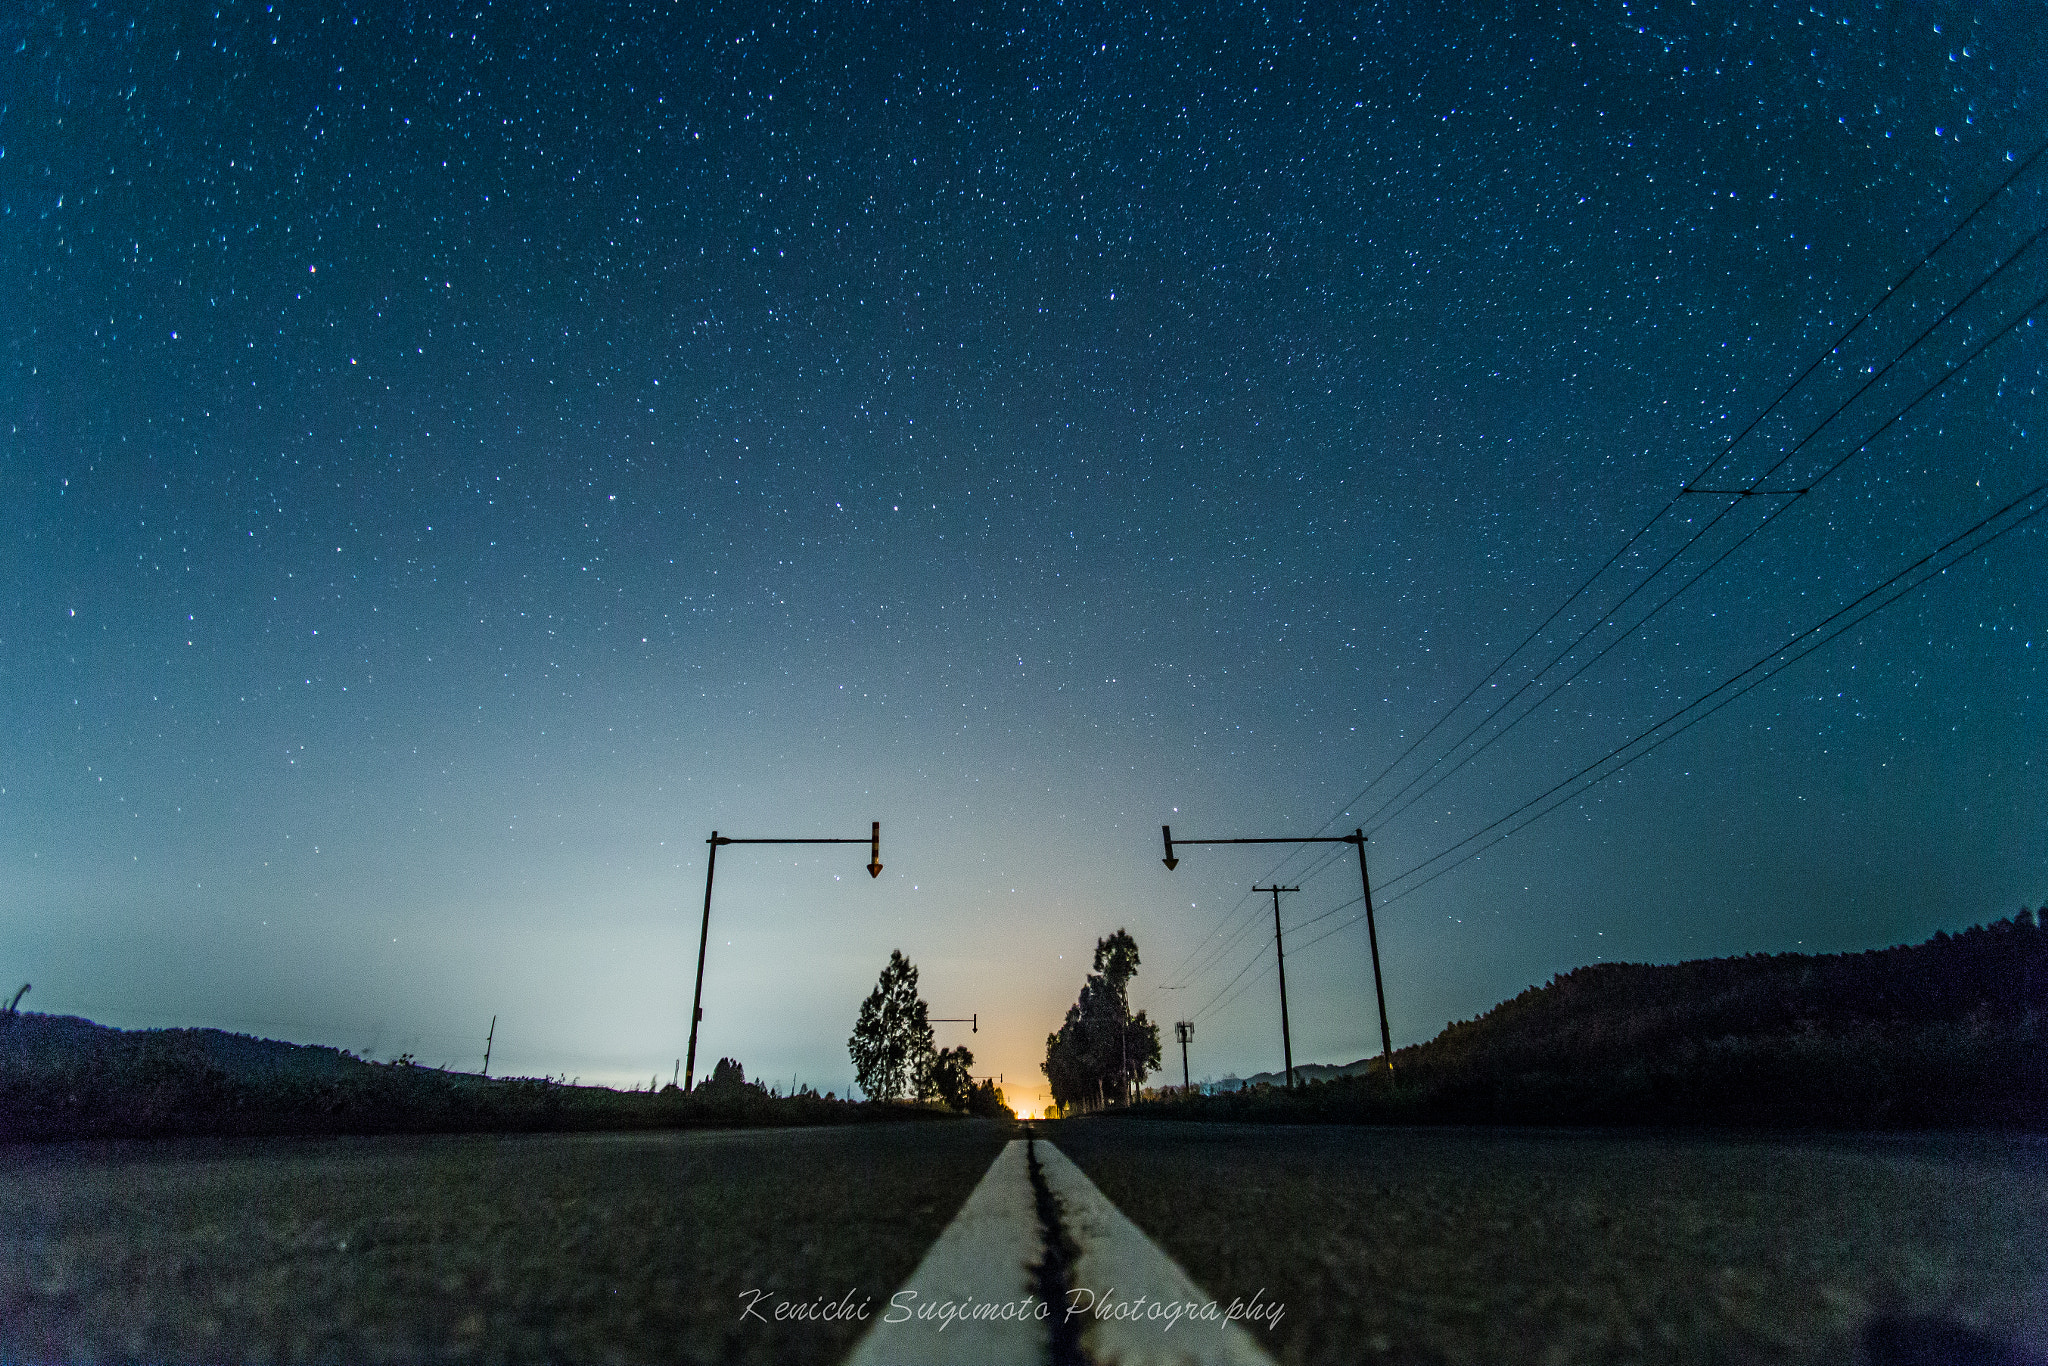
[
  {"left": 843, "top": 1136, "right": 1280, "bottom": 1366},
  {"left": 842, "top": 1138, "right": 1047, "bottom": 1366},
  {"left": 1035, "top": 1141, "right": 1280, "bottom": 1366}
]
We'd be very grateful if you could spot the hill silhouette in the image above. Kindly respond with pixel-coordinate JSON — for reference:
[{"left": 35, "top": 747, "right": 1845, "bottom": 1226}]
[
  {"left": 1146, "top": 910, "right": 2047, "bottom": 1129},
  {"left": 0, "top": 1014, "right": 936, "bottom": 1142}
]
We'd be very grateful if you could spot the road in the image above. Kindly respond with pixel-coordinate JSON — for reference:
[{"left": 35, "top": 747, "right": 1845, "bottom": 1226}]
[
  {"left": 1049, "top": 1119, "right": 2048, "bottom": 1365},
  {"left": 0, "top": 1121, "right": 1012, "bottom": 1364},
  {"left": 5, "top": 1118, "right": 2044, "bottom": 1363}
]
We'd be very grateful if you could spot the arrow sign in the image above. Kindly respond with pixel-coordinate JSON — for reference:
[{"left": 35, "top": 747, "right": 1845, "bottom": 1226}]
[
  {"left": 1160, "top": 824, "right": 1178, "bottom": 870},
  {"left": 868, "top": 820, "right": 883, "bottom": 878}
]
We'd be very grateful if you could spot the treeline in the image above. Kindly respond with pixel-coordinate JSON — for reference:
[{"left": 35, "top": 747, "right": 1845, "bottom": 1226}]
[
  {"left": 0, "top": 1014, "right": 954, "bottom": 1143},
  {"left": 1142, "top": 910, "right": 2048, "bottom": 1129}
]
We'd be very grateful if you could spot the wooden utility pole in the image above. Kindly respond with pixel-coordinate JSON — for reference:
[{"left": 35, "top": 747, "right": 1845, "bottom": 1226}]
[
  {"left": 1175, "top": 1018, "right": 1194, "bottom": 1093},
  {"left": 1255, "top": 885, "right": 1300, "bottom": 1088},
  {"left": 482, "top": 1015, "right": 496, "bottom": 1077}
]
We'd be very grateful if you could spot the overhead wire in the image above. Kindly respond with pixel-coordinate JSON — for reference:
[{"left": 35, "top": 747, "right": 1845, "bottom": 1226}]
[
  {"left": 1359, "top": 270, "right": 2048, "bottom": 845},
  {"left": 1354, "top": 215, "right": 2048, "bottom": 838},
  {"left": 1276, "top": 473, "right": 2048, "bottom": 967},
  {"left": 1197, "top": 479, "right": 2048, "bottom": 1025},
  {"left": 1165, "top": 145, "right": 2048, "bottom": 1023},
  {"left": 1272, "top": 139, "right": 2048, "bottom": 846},
  {"left": 1179, "top": 266, "right": 2048, "bottom": 1019}
]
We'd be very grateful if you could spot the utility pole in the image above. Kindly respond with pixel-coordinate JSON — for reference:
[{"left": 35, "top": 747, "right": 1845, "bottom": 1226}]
[
  {"left": 1353, "top": 828, "right": 1395, "bottom": 1070},
  {"left": 1175, "top": 1019, "right": 1193, "bottom": 1093},
  {"left": 482, "top": 1015, "right": 496, "bottom": 1077},
  {"left": 1160, "top": 823, "right": 1396, "bottom": 1074},
  {"left": 1255, "top": 886, "right": 1300, "bottom": 1089},
  {"left": 686, "top": 821, "right": 883, "bottom": 1092}
]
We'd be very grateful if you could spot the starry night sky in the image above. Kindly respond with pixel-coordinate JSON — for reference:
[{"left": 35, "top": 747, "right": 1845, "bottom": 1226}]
[{"left": 5, "top": 1, "right": 2044, "bottom": 1112}]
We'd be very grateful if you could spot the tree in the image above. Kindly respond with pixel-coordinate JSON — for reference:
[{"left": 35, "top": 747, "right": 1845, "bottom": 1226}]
[
  {"left": 921, "top": 1044, "right": 976, "bottom": 1111},
  {"left": 696, "top": 1056, "right": 764, "bottom": 1099},
  {"left": 965, "top": 1077, "right": 1015, "bottom": 1119},
  {"left": 1043, "top": 928, "right": 1163, "bottom": 1113},
  {"left": 848, "top": 949, "right": 935, "bottom": 1101}
]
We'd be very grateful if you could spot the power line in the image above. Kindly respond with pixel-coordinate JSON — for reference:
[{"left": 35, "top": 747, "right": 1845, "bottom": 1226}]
[
  {"left": 1169, "top": 146, "right": 2047, "bottom": 1013},
  {"left": 1356, "top": 218, "right": 2048, "bottom": 839},
  {"left": 1193, "top": 348, "right": 2048, "bottom": 1021},
  {"left": 1379, "top": 486, "right": 2048, "bottom": 903},
  {"left": 1282, "top": 477, "right": 2048, "bottom": 957},
  {"left": 1201, "top": 478, "right": 2045, "bottom": 1024},
  {"left": 1292, "top": 140, "right": 2048, "bottom": 844},
  {"left": 1182, "top": 263, "right": 2048, "bottom": 1006}
]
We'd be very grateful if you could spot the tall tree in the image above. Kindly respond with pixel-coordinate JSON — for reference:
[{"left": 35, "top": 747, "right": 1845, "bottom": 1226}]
[
  {"left": 1043, "top": 928, "right": 1162, "bottom": 1113},
  {"left": 848, "top": 949, "right": 934, "bottom": 1101}
]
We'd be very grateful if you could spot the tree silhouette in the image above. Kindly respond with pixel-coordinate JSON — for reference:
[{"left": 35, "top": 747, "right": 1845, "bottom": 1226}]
[
  {"left": 697, "top": 1056, "right": 757, "bottom": 1096},
  {"left": 921, "top": 1044, "right": 976, "bottom": 1111},
  {"left": 848, "top": 949, "right": 935, "bottom": 1101},
  {"left": 1043, "top": 928, "right": 1162, "bottom": 1113},
  {"left": 964, "top": 1077, "right": 1014, "bottom": 1118}
]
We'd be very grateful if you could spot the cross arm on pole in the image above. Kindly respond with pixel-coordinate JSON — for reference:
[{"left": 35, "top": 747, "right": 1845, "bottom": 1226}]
[
  {"left": 1161, "top": 823, "right": 1360, "bottom": 870},
  {"left": 715, "top": 820, "right": 880, "bottom": 876},
  {"left": 685, "top": 820, "right": 884, "bottom": 1093}
]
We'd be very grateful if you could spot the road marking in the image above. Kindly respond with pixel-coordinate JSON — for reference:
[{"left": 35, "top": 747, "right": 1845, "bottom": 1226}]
[
  {"left": 1034, "top": 1140, "right": 1279, "bottom": 1366},
  {"left": 842, "top": 1138, "right": 1047, "bottom": 1366},
  {"left": 844, "top": 1135, "right": 1279, "bottom": 1366}
]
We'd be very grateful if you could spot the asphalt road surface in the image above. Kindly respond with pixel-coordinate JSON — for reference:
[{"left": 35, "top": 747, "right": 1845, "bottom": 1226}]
[
  {"left": 0, "top": 1121, "right": 1012, "bottom": 1364},
  {"left": 1049, "top": 1119, "right": 2048, "bottom": 1366},
  {"left": 5, "top": 1118, "right": 2045, "bottom": 1363}
]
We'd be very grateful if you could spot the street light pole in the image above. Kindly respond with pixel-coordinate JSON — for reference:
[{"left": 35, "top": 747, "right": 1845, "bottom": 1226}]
[
  {"left": 686, "top": 833, "right": 720, "bottom": 1093},
  {"left": 1160, "top": 823, "right": 1396, "bottom": 1073},
  {"left": 684, "top": 821, "right": 883, "bottom": 1092}
]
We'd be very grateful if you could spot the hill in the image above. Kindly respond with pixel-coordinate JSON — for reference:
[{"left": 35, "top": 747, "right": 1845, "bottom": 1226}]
[
  {"left": 0, "top": 1013, "right": 933, "bottom": 1142},
  {"left": 1141, "top": 909, "right": 2048, "bottom": 1129}
]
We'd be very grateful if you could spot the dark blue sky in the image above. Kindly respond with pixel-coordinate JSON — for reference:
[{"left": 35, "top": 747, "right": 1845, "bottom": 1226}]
[{"left": 5, "top": 1, "right": 2043, "bottom": 1110}]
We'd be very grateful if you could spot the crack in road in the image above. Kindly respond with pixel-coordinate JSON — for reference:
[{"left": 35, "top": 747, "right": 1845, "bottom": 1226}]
[{"left": 1025, "top": 1130, "right": 1088, "bottom": 1366}]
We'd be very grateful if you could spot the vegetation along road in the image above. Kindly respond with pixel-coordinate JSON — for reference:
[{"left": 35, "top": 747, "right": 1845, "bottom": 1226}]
[{"left": 6, "top": 1116, "right": 2046, "bottom": 1363}]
